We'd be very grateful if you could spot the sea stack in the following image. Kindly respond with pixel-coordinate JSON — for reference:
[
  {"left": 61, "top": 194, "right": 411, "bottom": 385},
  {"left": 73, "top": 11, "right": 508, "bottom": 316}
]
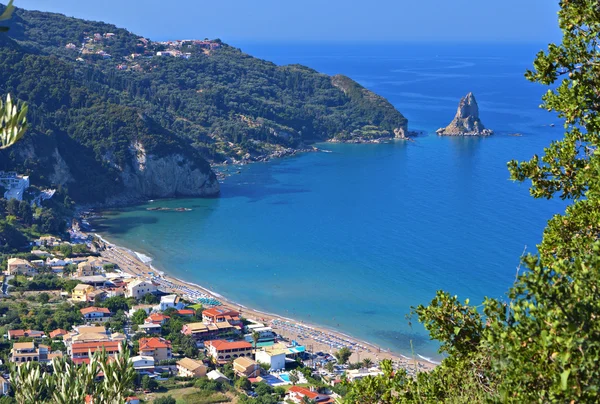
[{"left": 437, "top": 92, "right": 493, "bottom": 136}]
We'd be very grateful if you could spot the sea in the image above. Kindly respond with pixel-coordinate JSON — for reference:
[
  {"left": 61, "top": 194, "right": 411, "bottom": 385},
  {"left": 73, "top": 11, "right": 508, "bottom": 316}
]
[{"left": 93, "top": 43, "right": 568, "bottom": 362}]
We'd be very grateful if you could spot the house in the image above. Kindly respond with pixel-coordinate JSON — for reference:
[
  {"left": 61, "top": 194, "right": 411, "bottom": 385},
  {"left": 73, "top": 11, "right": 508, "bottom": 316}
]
[
  {"left": 177, "top": 309, "right": 195, "bottom": 317},
  {"left": 206, "top": 369, "right": 229, "bottom": 383},
  {"left": 31, "top": 249, "right": 52, "bottom": 258},
  {"left": 0, "top": 375, "right": 9, "bottom": 396},
  {"left": 128, "top": 304, "right": 154, "bottom": 317},
  {"left": 177, "top": 357, "right": 207, "bottom": 378},
  {"left": 76, "top": 262, "right": 95, "bottom": 277},
  {"left": 34, "top": 236, "right": 59, "bottom": 247},
  {"left": 155, "top": 294, "right": 185, "bottom": 312},
  {"left": 74, "top": 275, "right": 110, "bottom": 288},
  {"left": 286, "top": 386, "right": 334, "bottom": 403},
  {"left": 72, "top": 284, "right": 96, "bottom": 302},
  {"left": 130, "top": 355, "right": 155, "bottom": 373},
  {"left": 138, "top": 337, "right": 172, "bottom": 361},
  {"left": 125, "top": 279, "right": 157, "bottom": 299},
  {"left": 202, "top": 307, "right": 241, "bottom": 326},
  {"left": 145, "top": 313, "right": 170, "bottom": 325},
  {"left": 11, "top": 342, "right": 39, "bottom": 363},
  {"left": 64, "top": 325, "right": 111, "bottom": 347},
  {"left": 233, "top": 357, "right": 261, "bottom": 378},
  {"left": 6, "top": 258, "right": 36, "bottom": 276},
  {"left": 181, "top": 321, "right": 240, "bottom": 342},
  {"left": 49, "top": 329, "right": 68, "bottom": 339},
  {"left": 80, "top": 307, "right": 112, "bottom": 323},
  {"left": 8, "top": 329, "right": 45, "bottom": 341},
  {"left": 255, "top": 344, "right": 287, "bottom": 371},
  {"left": 345, "top": 368, "right": 384, "bottom": 381},
  {"left": 126, "top": 397, "right": 140, "bottom": 404},
  {"left": 137, "top": 323, "right": 162, "bottom": 335},
  {"left": 204, "top": 339, "right": 252, "bottom": 364},
  {"left": 70, "top": 340, "right": 122, "bottom": 365}
]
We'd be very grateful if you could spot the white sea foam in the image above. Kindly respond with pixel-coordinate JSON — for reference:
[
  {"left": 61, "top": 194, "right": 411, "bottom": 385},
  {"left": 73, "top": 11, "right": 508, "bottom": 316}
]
[
  {"left": 417, "top": 354, "right": 441, "bottom": 365},
  {"left": 134, "top": 251, "right": 153, "bottom": 264}
]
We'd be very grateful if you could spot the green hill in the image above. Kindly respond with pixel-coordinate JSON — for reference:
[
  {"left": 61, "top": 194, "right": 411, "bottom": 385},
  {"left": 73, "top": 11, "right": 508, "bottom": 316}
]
[{"left": 0, "top": 4, "right": 409, "bottom": 204}]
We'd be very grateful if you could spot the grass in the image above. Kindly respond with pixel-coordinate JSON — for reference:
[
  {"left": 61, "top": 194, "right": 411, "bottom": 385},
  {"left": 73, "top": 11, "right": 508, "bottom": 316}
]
[
  {"left": 148, "top": 387, "right": 233, "bottom": 404},
  {"left": 187, "top": 303, "right": 202, "bottom": 310}
]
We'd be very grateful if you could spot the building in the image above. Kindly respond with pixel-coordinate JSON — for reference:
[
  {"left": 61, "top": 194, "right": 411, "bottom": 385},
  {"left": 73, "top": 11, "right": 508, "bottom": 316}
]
[
  {"left": 49, "top": 329, "right": 69, "bottom": 339},
  {"left": 130, "top": 355, "right": 155, "bottom": 373},
  {"left": 204, "top": 339, "right": 252, "bottom": 364},
  {"left": 6, "top": 258, "right": 36, "bottom": 276},
  {"left": 70, "top": 340, "right": 122, "bottom": 365},
  {"left": 0, "top": 171, "right": 29, "bottom": 200},
  {"left": 177, "top": 309, "right": 195, "bottom": 317},
  {"left": 177, "top": 357, "right": 207, "bottom": 378},
  {"left": 286, "top": 386, "right": 333, "bottom": 403},
  {"left": 155, "top": 294, "right": 185, "bottom": 312},
  {"left": 206, "top": 369, "right": 229, "bottom": 383},
  {"left": 11, "top": 342, "right": 39, "bottom": 363},
  {"left": 345, "top": 368, "right": 384, "bottom": 381},
  {"left": 125, "top": 279, "right": 157, "bottom": 299},
  {"left": 233, "top": 357, "right": 261, "bottom": 378},
  {"left": 181, "top": 321, "right": 240, "bottom": 342},
  {"left": 76, "top": 262, "right": 95, "bottom": 277},
  {"left": 202, "top": 307, "right": 241, "bottom": 326},
  {"left": 0, "top": 375, "right": 9, "bottom": 396},
  {"left": 138, "top": 337, "right": 172, "bottom": 361},
  {"left": 137, "top": 323, "right": 162, "bottom": 335},
  {"left": 145, "top": 313, "right": 170, "bottom": 325},
  {"left": 255, "top": 344, "right": 287, "bottom": 371},
  {"left": 80, "top": 307, "right": 112, "bottom": 323},
  {"left": 128, "top": 304, "right": 154, "bottom": 317},
  {"left": 8, "top": 329, "right": 45, "bottom": 341},
  {"left": 35, "top": 236, "right": 60, "bottom": 247},
  {"left": 72, "top": 284, "right": 96, "bottom": 302}
]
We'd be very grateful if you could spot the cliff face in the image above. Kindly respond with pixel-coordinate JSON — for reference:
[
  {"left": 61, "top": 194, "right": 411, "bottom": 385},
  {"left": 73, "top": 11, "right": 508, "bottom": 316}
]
[
  {"left": 115, "top": 142, "right": 219, "bottom": 203},
  {"left": 437, "top": 93, "right": 493, "bottom": 136}
]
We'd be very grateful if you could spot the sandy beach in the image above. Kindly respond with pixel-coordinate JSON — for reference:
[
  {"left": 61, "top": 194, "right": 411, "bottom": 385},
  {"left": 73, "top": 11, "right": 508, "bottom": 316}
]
[{"left": 94, "top": 234, "right": 437, "bottom": 374}]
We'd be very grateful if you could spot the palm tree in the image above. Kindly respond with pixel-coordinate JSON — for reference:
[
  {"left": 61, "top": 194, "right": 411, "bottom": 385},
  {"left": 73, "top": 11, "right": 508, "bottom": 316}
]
[
  {"left": 289, "top": 370, "right": 300, "bottom": 386},
  {"left": 362, "top": 358, "right": 374, "bottom": 369},
  {"left": 252, "top": 330, "right": 260, "bottom": 354},
  {"left": 325, "top": 361, "right": 335, "bottom": 374}
]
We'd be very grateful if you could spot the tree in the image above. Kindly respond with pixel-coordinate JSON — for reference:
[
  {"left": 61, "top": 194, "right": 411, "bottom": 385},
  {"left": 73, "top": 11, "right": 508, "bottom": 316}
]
[
  {"left": 361, "top": 358, "right": 373, "bottom": 369},
  {"left": 153, "top": 397, "right": 176, "bottom": 404},
  {"left": 10, "top": 344, "right": 136, "bottom": 404},
  {"left": 131, "top": 308, "right": 148, "bottom": 325},
  {"left": 235, "top": 376, "right": 251, "bottom": 390},
  {"left": 288, "top": 370, "right": 300, "bottom": 386},
  {"left": 36, "top": 292, "right": 50, "bottom": 304},
  {"left": 141, "top": 375, "right": 158, "bottom": 391},
  {"left": 324, "top": 361, "right": 335, "bottom": 374},
  {"left": 252, "top": 330, "right": 260, "bottom": 353},
  {"left": 334, "top": 347, "right": 352, "bottom": 365},
  {"left": 0, "top": 93, "right": 28, "bottom": 150}
]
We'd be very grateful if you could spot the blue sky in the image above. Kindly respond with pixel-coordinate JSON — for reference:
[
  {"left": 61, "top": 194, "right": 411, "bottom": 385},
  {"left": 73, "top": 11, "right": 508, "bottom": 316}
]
[{"left": 19, "top": 0, "right": 560, "bottom": 43}]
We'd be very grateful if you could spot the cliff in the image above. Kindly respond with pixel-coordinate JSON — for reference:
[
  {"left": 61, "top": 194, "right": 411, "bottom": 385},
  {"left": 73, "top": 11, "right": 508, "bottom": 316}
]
[{"left": 437, "top": 93, "right": 493, "bottom": 136}]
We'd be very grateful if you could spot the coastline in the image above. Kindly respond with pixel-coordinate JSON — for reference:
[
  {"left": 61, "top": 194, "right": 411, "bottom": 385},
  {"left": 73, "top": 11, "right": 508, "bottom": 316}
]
[{"left": 92, "top": 232, "right": 438, "bottom": 373}]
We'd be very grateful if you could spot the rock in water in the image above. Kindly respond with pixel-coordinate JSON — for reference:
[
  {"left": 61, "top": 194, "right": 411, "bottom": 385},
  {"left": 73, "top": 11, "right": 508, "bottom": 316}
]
[{"left": 436, "top": 92, "right": 493, "bottom": 136}]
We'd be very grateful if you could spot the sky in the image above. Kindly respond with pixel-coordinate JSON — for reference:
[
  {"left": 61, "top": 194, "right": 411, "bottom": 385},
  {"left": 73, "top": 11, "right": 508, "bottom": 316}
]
[{"left": 18, "top": 0, "right": 560, "bottom": 44}]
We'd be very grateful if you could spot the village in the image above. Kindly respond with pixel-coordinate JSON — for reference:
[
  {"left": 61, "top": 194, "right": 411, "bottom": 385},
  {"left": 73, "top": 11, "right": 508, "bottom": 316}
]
[{"left": 0, "top": 229, "right": 419, "bottom": 403}]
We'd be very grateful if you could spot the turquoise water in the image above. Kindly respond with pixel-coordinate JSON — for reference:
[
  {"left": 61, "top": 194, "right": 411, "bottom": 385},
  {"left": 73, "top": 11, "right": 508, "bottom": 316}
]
[{"left": 94, "top": 43, "right": 567, "bottom": 360}]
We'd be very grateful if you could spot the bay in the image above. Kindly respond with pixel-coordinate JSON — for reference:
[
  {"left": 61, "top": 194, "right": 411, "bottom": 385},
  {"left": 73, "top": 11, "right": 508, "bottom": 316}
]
[{"left": 94, "top": 43, "right": 567, "bottom": 360}]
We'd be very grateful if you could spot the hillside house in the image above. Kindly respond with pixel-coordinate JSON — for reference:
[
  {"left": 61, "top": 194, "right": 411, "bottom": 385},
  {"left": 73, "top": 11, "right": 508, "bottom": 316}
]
[
  {"left": 6, "top": 258, "right": 36, "bottom": 276},
  {"left": 138, "top": 337, "right": 172, "bottom": 361},
  {"left": 204, "top": 339, "right": 252, "bottom": 364},
  {"left": 80, "top": 307, "right": 112, "bottom": 323},
  {"left": 177, "top": 357, "right": 207, "bottom": 378}
]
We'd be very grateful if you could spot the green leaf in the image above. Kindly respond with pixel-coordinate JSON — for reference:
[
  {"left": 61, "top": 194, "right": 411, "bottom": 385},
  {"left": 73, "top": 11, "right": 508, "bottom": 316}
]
[{"left": 560, "top": 369, "right": 570, "bottom": 390}]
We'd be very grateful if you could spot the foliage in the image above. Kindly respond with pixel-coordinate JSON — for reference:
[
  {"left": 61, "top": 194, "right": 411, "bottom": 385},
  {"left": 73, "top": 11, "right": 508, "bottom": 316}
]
[
  {"left": 153, "top": 397, "right": 176, "bottom": 404},
  {"left": 10, "top": 345, "right": 136, "bottom": 404},
  {"left": 334, "top": 347, "right": 352, "bottom": 365},
  {"left": 288, "top": 370, "right": 300, "bottom": 386}
]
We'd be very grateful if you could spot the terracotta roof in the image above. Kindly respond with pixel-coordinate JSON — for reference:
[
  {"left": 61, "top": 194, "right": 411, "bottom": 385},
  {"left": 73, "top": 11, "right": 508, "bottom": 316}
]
[
  {"left": 8, "top": 330, "right": 25, "bottom": 338},
  {"left": 146, "top": 313, "right": 170, "bottom": 323},
  {"left": 233, "top": 356, "right": 258, "bottom": 369},
  {"left": 205, "top": 339, "right": 251, "bottom": 351},
  {"left": 139, "top": 337, "right": 172, "bottom": 350},
  {"left": 177, "top": 309, "right": 195, "bottom": 316},
  {"left": 50, "top": 329, "right": 69, "bottom": 339},
  {"left": 13, "top": 341, "right": 35, "bottom": 350},
  {"left": 71, "top": 341, "right": 121, "bottom": 354},
  {"left": 80, "top": 307, "right": 111, "bottom": 315},
  {"left": 202, "top": 307, "right": 239, "bottom": 318},
  {"left": 177, "top": 357, "right": 205, "bottom": 372},
  {"left": 288, "top": 386, "right": 320, "bottom": 400}
]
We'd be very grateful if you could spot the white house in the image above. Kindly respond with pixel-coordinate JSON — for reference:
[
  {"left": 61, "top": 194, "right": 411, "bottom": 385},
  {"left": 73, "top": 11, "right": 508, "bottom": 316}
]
[
  {"left": 129, "top": 355, "right": 155, "bottom": 373},
  {"left": 154, "top": 294, "right": 185, "bottom": 312},
  {"left": 125, "top": 279, "right": 157, "bottom": 299},
  {"left": 206, "top": 369, "right": 229, "bottom": 383},
  {"left": 255, "top": 344, "right": 287, "bottom": 371}
]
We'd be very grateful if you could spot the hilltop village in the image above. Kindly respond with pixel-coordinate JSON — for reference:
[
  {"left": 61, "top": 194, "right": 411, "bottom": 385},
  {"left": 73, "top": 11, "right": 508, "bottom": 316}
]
[{"left": 0, "top": 224, "right": 429, "bottom": 403}]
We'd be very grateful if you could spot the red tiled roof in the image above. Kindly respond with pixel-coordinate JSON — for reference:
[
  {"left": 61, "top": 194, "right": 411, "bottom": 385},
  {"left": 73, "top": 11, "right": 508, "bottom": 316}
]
[
  {"left": 8, "top": 329, "right": 25, "bottom": 338},
  {"left": 288, "top": 386, "right": 322, "bottom": 400},
  {"left": 146, "top": 313, "right": 170, "bottom": 323},
  {"left": 205, "top": 339, "right": 251, "bottom": 351},
  {"left": 177, "top": 309, "right": 195, "bottom": 316},
  {"left": 71, "top": 341, "right": 121, "bottom": 354},
  {"left": 80, "top": 307, "right": 111, "bottom": 315},
  {"left": 202, "top": 307, "right": 239, "bottom": 318},
  {"left": 139, "top": 337, "right": 172, "bottom": 350},
  {"left": 50, "top": 329, "right": 68, "bottom": 339}
]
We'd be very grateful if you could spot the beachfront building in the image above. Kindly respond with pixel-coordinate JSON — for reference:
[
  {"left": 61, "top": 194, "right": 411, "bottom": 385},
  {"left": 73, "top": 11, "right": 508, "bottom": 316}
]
[
  {"left": 130, "top": 355, "right": 155, "bottom": 373},
  {"left": 8, "top": 329, "right": 45, "bottom": 341},
  {"left": 233, "top": 357, "right": 261, "bottom": 378},
  {"left": 202, "top": 307, "right": 242, "bottom": 326},
  {"left": 345, "top": 368, "right": 384, "bottom": 381},
  {"left": 125, "top": 279, "right": 157, "bottom": 299},
  {"left": 6, "top": 258, "right": 36, "bottom": 276},
  {"left": 138, "top": 337, "right": 172, "bottom": 361},
  {"left": 80, "top": 307, "right": 112, "bottom": 323},
  {"left": 154, "top": 294, "right": 185, "bottom": 312},
  {"left": 204, "top": 339, "right": 252, "bottom": 365},
  {"left": 71, "top": 284, "right": 96, "bottom": 302},
  {"left": 177, "top": 357, "right": 207, "bottom": 378},
  {"left": 286, "top": 386, "right": 334, "bottom": 403},
  {"left": 255, "top": 344, "right": 287, "bottom": 371},
  {"left": 181, "top": 321, "right": 240, "bottom": 342}
]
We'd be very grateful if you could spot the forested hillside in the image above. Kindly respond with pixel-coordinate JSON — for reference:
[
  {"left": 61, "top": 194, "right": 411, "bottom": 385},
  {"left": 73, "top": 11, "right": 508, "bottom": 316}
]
[{"left": 0, "top": 5, "right": 408, "bottom": 204}]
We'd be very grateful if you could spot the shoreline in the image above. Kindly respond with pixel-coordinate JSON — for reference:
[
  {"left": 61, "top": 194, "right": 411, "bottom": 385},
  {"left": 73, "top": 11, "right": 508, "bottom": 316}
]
[{"left": 91, "top": 232, "right": 438, "bottom": 372}]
